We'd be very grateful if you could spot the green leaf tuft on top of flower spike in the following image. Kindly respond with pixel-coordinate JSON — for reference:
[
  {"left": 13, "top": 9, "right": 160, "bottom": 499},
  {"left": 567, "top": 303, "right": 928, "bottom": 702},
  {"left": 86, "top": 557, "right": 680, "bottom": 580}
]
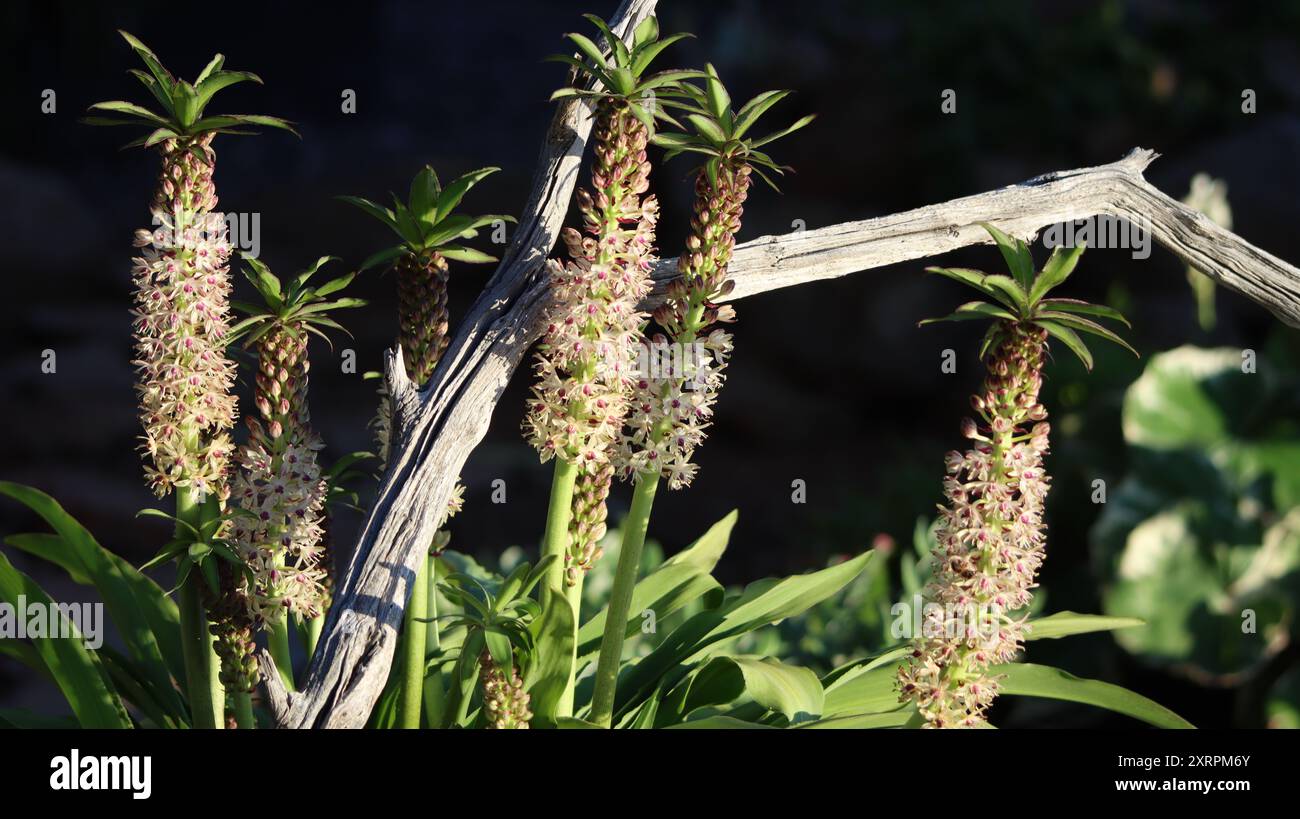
[
  {"left": 919, "top": 222, "right": 1136, "bottom": 370},
  {"left": 545, "top": 14, "right": 702, "bottom": 133},
  {"left": 226, "top": 256, "right": 365, "bottom": 350},
  {"left": 83, "top": 31, "right": 298, "bottom": 148},
  {"left": 652, "top": 63, "right": 815, "bottom": 191},
  {"left": 338, "top": 166, "right": 514, "bottom": 272}
]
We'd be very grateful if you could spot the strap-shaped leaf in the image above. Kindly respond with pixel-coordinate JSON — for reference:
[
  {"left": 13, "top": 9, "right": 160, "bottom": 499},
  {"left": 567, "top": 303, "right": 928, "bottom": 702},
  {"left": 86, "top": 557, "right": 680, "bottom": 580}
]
[
  {"left": 576, "top": 510, "right": 735, "bottom": 660},
  {"left": 439, "top": 246, "right": 497, "bottom": 265},
  {"left": 1037, "top": 319, "right": 1094, "bottom": 370},
  {"left": 630, "top": 34, "right": 693, "bottom": 78},
  {"left": 564, "top": 31, "right": 611, "bottom": 73},
  {"left": 1038, "top": 297, "right": 1131, "bottom": 327},
  {"left": 358, "top": 245, "right": 406, "bottom": 273},
  {"left": 118, "top": 30, "right": 175, "bottom": 95},
  {"left": 337, "top": 195, "right": 405, "bottom": 244},
  {"left": 918, "top": 299, "right": 1018, "bottom": 326},
  {"left": 1037, "top": 311, "right": 1138, "bottom": 357},
  {"left": 924, "top": 266, "right": 1025, "bottom": 313},
  {"left": 0, "top": 553, "right": 133, "bottom": 728},
  {"left": 994, "top": 663, "right": 1193, "bottom": 728},
  {"left": 194, "top": 70, "right": 263, "bottom": 114},
  {"left": 611, "top": 551, "right": 872, "bottom": 718},
  {"left": 749, "top": 113, "right": 816, "bottom": 149},
  {"left": 0, "top": 483, "right": 186, "bottom": 700},
  {"left": 731, "top": 89, "right": 791, "bottom": 140},
  {"left": 1029, "top": 242, "right": 1086, "bottom": 305},
  {"left": 979, "top": 221, "right": 1035, "bottom": 289},
  {"left": 433, "top": 166, "right": 500, "bottom": 226},
  {"left": 87, "top": 100, "right": 172, "bottom": 127},
  {"left": 409, "top": 165, "right": 441, "bottom": 227}
]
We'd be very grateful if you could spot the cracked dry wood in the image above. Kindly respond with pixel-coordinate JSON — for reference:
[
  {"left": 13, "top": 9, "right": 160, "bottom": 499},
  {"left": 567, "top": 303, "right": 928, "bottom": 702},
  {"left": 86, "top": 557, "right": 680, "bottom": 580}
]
[{"left": 264, "top": 69, "right": 1300, "bottom": 731}]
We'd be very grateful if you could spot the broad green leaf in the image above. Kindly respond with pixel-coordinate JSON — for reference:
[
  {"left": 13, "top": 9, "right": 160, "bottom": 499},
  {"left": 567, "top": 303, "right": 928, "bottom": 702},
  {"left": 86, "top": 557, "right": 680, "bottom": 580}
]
[
  {"left": 703, "top": 64, "right": 731, "bottom": 121},
  {"left": 613, "top": 551, "right": 872, "bottom": 717},
  {"left": 525, "top": 591, "right": 576, "bottom": 726},
  {"left": 0, "top": 708, "right": 80, "bottom": 729},
  {"left": 797, "top": 709, "right": 912, "bottom": 728},
  {"left": 822, "top": 664, "right": 900, "bottom": 717},
  {"left": 359, "top": 245, "right": 407, "bottom": 273},
  {"left": 723, "top": 656, "right": 823, "bottom": 723},
  {"left": 5, "top": 534, "right": 90, "bottom": 584},
  {"left": 994, "top": 662, "right": 1194, "bottom": 728},
  {"left": 0, "top": 553, "right": 132, "bottom": 728},
  {"left": 577, "top": 509, "right": 734, "bottom": 658},
  {"left": 665, "top": 715, "right": 775, "bottom": 729},
  {"left": 194, "top": 70, "right": 262, "bottom": 113},
  {"left": 1121, "top": 346, "right": 1247, "bottom": 451},
  {"left": 0, "top": 483, "right": 186, "bottom": 698}
]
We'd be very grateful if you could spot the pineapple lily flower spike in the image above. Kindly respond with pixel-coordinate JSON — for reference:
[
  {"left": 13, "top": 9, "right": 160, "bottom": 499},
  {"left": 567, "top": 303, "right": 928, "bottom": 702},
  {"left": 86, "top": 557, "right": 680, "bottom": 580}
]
[
  {"left": 897, "top": 223, "right": 1135, "bottom": 728},
  {"left": 620, "top": 65, "right": 814, "bottom": 489},
  {"left": 587, "top": 67, "right": 813, "bottom": 730},
  {"left": 521, "top": 12, "right": 698, "bottom": 719},
  {"left": 86, "top": 31, "right": 296, "bottom": 502},
  {"left": 224, "top": 257, "right": 364, "bottom": 693},
  {"left": 340, "top": 165, "right": 512, "bottom": 386},
  {"left": 86, "top": 31, "right": 296, "bottom": 727}
]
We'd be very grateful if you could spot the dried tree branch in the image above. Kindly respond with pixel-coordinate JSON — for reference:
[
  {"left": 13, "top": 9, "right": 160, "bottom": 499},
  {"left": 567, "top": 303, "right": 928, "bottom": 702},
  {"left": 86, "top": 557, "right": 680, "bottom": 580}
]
[
  {"left": 646, "top": 147, "right": 1300, "bottom": 327},
  {"left": 266, "top": 117, "right": 1300, "bottom": 724}
]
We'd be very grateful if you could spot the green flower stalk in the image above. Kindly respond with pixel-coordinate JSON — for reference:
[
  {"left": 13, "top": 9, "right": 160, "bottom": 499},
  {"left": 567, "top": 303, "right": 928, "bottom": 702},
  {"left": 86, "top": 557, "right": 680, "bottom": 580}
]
[
  {"left": 588, "top": 67, "right": 811, "bottom": 728},
  {"left": 897, "top": 225, "right": 1135, "bottom": 728},
  {"left": 524, "top": 14, "right": 695, "bottom": 594},
  {"left": 86, "top": 30, "right": 295, "bottom": 729},
  {"left": 344, "top": 165, "right": 510, "bottom": 385},
  {"left": 344, "top": 165, "right": 506, "bottom": 728},
  {"left": 224, "top": 257, "right": 363, "bottom": 690}
]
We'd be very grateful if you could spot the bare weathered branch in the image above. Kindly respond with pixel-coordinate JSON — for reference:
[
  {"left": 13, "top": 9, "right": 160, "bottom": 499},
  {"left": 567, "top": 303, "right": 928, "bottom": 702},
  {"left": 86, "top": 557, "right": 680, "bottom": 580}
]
[
  {"left": 273, "top": 115, "right": 1300, "bottom": 725},
  {"left": 646, "top": 147, "right": 1300, "bottom": 327}
]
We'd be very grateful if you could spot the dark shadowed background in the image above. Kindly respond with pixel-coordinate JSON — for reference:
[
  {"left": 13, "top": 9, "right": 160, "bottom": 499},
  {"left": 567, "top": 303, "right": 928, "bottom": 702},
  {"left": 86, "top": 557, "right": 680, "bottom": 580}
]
[{"left": 3, "top": 0, "right": 1300, "bottom": 727}]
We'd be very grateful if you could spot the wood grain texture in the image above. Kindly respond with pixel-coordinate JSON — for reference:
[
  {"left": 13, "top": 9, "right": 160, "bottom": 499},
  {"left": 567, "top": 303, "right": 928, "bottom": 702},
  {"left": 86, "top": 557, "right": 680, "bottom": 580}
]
[{"left": 265, "top": 101, "right": 1300, "bottom": 726}]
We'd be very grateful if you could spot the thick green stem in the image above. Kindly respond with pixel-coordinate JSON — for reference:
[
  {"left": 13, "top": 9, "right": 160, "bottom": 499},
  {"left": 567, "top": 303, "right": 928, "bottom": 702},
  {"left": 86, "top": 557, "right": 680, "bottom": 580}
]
[
  {"left": 589, "top": 470, "right": 660, "bottom": 728},
  {"left": 232, "top": 690, "right": 255, "bottom": 729},
  {"left": 268, "top": 618, "right": 295, "bottom": 691},
  {"left": 175, "top": 489, "right": 221, "bottom": 729},
  {"left": 539, "top": 459, "right": 579, "bottom": 607},
  {"left": 538, "top": 458, "right": 579, "bottom": 715},
  {"left": 399, "top": 554, "right": 430, "bottom": 729},
  {"left": 305, "top": 613, "right": 324, "bottom": 660},
  {"left": 422, "top": 553, "right": 445, "bottom": 724}
]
